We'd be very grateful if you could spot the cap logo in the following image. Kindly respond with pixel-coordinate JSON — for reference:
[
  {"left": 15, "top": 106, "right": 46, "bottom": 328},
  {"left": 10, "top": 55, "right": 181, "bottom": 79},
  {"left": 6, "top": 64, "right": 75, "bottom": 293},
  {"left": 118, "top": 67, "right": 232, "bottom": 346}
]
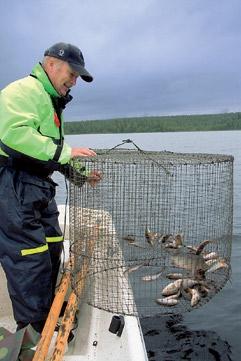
[{"left": 58, "top": 49, "right": 65, "bottom": 56}]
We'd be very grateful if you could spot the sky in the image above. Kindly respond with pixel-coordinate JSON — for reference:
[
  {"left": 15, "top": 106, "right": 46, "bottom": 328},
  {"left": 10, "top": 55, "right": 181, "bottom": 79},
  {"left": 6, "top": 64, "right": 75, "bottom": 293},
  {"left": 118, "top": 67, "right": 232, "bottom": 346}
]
[{"left": 0, "top": 0, "right": 241, "bottom": 121}]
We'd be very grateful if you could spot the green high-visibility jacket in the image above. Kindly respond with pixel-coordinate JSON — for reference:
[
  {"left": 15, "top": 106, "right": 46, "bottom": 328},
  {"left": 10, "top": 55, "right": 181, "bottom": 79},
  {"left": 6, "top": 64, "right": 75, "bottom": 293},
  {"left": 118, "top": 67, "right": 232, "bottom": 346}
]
[{"left": 0, "top": 63, "right": 71, "bottom": 167}]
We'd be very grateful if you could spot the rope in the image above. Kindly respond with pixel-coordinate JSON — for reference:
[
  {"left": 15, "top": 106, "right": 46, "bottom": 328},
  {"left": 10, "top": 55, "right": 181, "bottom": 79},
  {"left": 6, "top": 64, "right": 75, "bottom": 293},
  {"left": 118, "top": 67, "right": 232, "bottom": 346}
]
[{"left": 101, "top": 138, "right": 172, "bottom": 176}]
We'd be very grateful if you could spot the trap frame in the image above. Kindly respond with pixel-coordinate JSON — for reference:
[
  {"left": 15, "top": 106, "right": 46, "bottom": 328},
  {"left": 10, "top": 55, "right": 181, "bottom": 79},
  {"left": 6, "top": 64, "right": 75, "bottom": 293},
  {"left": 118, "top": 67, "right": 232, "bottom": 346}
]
[{"left": 67, "top": 142, "right": 233, "bottom": 317}]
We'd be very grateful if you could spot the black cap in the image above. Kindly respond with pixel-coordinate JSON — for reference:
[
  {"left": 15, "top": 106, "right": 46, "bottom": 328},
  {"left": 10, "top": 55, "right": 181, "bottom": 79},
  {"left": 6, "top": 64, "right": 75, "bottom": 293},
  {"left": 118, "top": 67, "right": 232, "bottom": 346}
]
[{"left": 44, "top": 42, "right": 93, "bottom": 82}]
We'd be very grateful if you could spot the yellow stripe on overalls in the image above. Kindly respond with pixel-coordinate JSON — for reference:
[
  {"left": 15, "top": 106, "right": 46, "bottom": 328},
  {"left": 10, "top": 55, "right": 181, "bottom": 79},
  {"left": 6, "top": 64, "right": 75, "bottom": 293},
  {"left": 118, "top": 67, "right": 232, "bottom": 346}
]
[
  {"left": 21, "top": 244, "right": 49, "bottom": 256},
  {"left": 46, "top": 236, "right": 63, "bottom": 243}
]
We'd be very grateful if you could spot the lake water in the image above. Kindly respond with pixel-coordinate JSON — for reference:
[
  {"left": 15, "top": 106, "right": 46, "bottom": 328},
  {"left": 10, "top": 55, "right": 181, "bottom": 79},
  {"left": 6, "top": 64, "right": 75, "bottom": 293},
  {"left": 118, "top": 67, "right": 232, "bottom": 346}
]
[{"left": 54, "top": 131, "right": 241, "bottom": 361}]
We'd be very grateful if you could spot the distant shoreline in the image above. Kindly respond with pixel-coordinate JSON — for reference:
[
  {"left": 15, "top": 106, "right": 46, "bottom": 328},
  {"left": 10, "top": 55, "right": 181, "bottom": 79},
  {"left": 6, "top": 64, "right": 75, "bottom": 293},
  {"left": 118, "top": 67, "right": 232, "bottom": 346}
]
[{"left": 65, "top": 112, "right": 241, "bottom": 134}]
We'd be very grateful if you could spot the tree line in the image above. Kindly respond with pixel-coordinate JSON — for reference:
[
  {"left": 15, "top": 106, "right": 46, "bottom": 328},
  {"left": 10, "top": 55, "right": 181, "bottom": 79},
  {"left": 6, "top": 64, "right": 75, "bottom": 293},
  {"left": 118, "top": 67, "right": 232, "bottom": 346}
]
[{"left": 64, "top": 112, "right": 241, "bottom": 134}]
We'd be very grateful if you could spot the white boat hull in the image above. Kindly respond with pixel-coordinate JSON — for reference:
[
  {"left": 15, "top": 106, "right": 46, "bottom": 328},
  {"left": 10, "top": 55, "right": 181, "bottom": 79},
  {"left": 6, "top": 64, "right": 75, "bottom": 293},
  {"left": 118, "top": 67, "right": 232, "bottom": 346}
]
[{"left": 0, "top": 205, "right": 148, "bottom": 361}]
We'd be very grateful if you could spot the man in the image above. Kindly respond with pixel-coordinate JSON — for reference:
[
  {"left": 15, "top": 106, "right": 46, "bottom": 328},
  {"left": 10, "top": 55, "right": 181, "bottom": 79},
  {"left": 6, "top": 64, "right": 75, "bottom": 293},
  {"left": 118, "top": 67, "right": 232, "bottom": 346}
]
[{"left": 0, "top": 42, "right": 101, "bottom": 333}]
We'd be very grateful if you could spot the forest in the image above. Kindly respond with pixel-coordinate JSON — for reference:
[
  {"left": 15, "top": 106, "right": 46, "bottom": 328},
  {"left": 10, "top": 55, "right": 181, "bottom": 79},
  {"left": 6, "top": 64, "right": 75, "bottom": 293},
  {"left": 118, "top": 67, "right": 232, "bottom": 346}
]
[{"left": 64, "top": 112, "right": 241, "bottom": 134}]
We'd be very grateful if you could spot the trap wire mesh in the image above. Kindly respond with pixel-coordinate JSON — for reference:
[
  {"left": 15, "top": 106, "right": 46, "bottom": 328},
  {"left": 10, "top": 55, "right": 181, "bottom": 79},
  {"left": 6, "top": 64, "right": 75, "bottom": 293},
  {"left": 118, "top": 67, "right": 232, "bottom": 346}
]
[{"left": 67, "top": 145, "right": 233, "bottom": 318}]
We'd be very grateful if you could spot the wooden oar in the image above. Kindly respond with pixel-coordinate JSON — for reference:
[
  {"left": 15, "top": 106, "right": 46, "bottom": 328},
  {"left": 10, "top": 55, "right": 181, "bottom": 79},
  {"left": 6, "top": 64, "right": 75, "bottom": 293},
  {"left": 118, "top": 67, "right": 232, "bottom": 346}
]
[
  {"left": 32, "top": 269, "right": 71, "bottom": 361},
  {"left": 50, "top": 290, "right": 78, "bottom": 361},
  {"left": 50, "top": 226, "right": 98, "bottom": 361}
]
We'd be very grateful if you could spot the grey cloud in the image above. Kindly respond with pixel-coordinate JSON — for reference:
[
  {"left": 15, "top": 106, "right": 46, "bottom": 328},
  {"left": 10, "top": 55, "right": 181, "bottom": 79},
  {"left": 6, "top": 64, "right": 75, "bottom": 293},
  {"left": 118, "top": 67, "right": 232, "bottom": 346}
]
[{"left": 1, "top": 0, "right": 241, "bottom": 119}]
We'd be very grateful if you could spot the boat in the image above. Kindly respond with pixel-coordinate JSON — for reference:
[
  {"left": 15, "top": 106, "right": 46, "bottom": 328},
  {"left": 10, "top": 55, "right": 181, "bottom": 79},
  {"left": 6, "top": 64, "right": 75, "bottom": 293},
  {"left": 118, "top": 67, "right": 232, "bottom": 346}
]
[{"left": 0, "top": 204, "right": 148, "bottom": 361}]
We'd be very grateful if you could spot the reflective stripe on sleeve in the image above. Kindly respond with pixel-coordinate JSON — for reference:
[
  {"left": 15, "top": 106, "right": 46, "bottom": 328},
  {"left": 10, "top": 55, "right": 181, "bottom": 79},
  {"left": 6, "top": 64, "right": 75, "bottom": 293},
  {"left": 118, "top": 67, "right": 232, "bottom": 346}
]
[
  {"left": 21, "top": 244, "right": 49, "bottom": 256},
  {"left": 46, "top": 236, "right": 63, "bottom": 243}
]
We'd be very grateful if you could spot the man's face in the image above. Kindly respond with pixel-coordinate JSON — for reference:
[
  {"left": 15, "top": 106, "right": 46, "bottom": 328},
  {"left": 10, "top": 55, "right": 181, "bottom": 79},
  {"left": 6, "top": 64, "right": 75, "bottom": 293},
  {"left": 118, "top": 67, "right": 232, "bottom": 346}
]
[{"left": 48, "top": 60, "right": 79, "bottom": 96}]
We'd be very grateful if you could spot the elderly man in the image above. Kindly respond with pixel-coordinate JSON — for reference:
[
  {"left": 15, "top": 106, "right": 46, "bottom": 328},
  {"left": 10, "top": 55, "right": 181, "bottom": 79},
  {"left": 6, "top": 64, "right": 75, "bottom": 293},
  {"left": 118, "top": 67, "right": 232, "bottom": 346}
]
[{"left": 0, "top": 42, "right": 101, "bottom": 333}]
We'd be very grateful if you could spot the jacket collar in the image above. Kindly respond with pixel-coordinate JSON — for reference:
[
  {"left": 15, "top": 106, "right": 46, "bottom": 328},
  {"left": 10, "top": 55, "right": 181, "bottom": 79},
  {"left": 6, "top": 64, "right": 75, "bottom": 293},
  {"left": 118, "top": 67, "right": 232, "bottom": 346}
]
[{"left": 30, "top": 63, "right": 60, "bottom": 98}]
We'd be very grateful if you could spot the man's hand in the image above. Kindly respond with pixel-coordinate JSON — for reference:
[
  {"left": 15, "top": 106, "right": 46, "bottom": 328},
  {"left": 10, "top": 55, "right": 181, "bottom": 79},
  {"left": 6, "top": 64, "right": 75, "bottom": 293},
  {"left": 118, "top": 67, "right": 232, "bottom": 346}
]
[
  {"left": 86, "top": 170, "right": 102, "bottom": 187},
  {"left": 70, "top": 148, "right": 101, "bottom": 187},
  {"left": 71, "top": 147, "right": 96, "bottom": 157}
]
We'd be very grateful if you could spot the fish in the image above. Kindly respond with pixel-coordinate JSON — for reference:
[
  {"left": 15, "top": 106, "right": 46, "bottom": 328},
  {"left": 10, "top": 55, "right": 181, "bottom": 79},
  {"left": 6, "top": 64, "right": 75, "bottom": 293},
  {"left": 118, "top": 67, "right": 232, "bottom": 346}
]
[
  {"left": 163, "top": 234, "right": 175, "bottom": 244},
  {"left": 128, "top": 242, "right": 146, "bottom": 249},
  {"left": 189, "top": 288, "right": 201, "bottom": 307},
  {"left": 203, "top": 251, "right": 219, "bottom": 261},
  {"left": 165, "top": 234, "right": 183, "bottom": 249},
  {"left": 155, "top": 298, "right": 179, "bottom": 306},
  {"left": 163, "top": 234, "right": 178, "bottom": 248},
  {"left": 206, "top": 258, "right": 229, "bottom": 273},
  {"left": 181, "top": 278, "right": 199, "bottom": 289},
  {"left": 122, "top": 235, "right": 136, "bottom": 243},
  {"left": 122, "top": 234, "right": 145, "bottom": 248},
  {"left": 181, "top": 287, "right": 192, "bottom": 300},
  {"left": 181, "top": 287, "right": 201, "bottom": 306},
  {"left": 142, "top": 270, "right": 163, "bottom": 282},
  {"left": 162, "top": 279, "right": 183, "bottom": 296},
  {"left": 145, "top": 226, "right": 160, "bottom": 246},
  {"left": 159, "top": 234, "right": 174, "bottom": 244},
  {"left": 165, "top": 243, "right": 177, "bottom": 249},
  {"left": 195, "top": 239, "right": 212, "bottom": 255},
  {"left": 165, "top": 290, "right": 181, "bottom": 299},
  {"left": 205, "top": 259, "right": 218, "bottom": 267},
  {"left": 174, "top": 234, "right": 183, "bottom": 247},
  {"left": 198, "top": 284, "right": 211, "bottom": 297},
  {"left": 171, "top": 252, "right": 209, "bottom": 275},
  {"left": 124, "top": 262, "right": 147, "bottom": 275},
  {"left": 186, "top": 245, "right": 198, "bottom": 253},
  {"left": 166, "top": 273, "right": 184, "bottom": 280},
  {"left": 194, "top": 268, "right": 206, "bottom": 280}
]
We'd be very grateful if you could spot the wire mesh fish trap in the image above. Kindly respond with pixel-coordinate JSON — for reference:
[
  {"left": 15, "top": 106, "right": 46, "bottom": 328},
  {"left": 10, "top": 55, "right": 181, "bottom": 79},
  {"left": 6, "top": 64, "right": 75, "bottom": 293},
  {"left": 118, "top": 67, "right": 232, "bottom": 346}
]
[{"left": 67, "top": 145, "right": 233, "bottom": 318}]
